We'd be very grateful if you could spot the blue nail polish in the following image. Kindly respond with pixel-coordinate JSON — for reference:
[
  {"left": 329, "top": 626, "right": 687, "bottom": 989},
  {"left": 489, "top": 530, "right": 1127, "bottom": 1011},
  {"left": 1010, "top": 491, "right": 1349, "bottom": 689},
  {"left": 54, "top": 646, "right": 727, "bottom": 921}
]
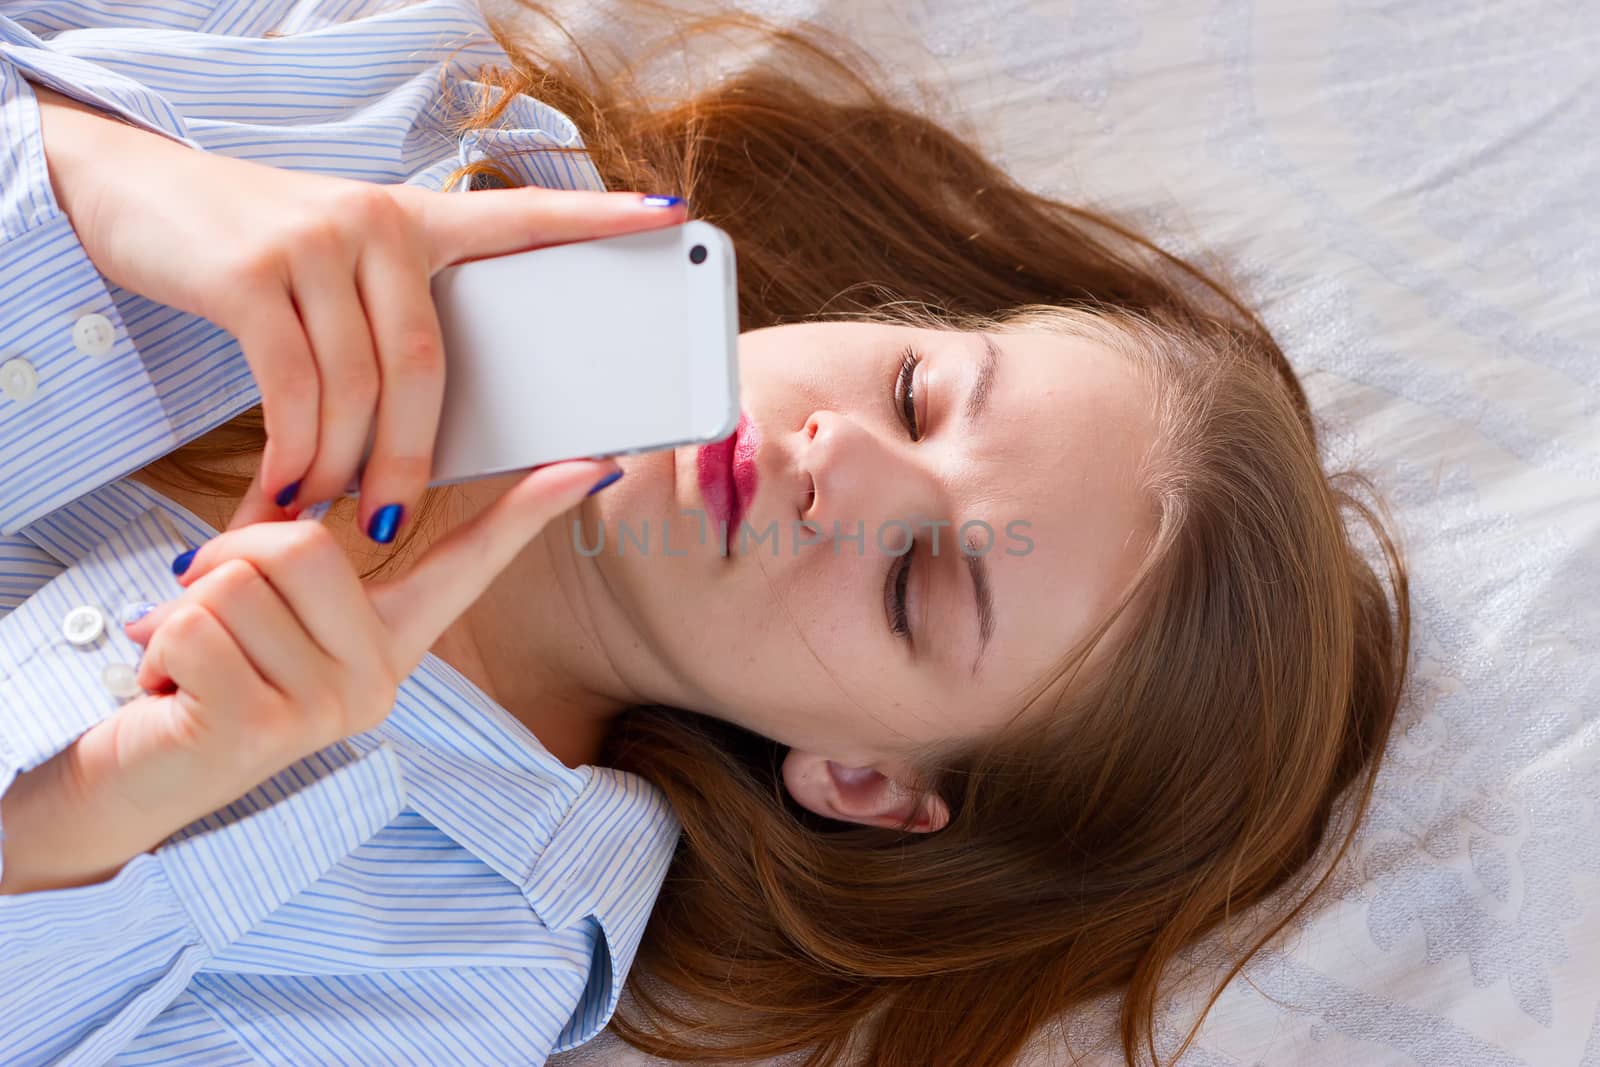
[
  {"left": 587, "top": 470, "right": 623, "bottom": 496},
  {"left": 172, "top": 548, "right": 197, "bottom": 576},
  {"left": 641, "top": 195, "right": 682, "bottom": 208},
  {"left": 121, "top": 601, "right": 157, "bottom": 625},
  {"left": 368, "top": 503, "right": 404, "bottom": 544},
  {"left": 275, "top": 480, "right": 302, "bottom": 507}
]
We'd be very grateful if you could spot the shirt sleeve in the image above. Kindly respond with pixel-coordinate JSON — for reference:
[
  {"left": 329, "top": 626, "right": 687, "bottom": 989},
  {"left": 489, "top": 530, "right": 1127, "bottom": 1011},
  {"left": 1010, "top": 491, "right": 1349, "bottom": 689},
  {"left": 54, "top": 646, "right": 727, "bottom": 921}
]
[
  {"left": 0, "top": 502, "right": 409, "bottom": 1065},
  {"left": 0, "top": 504, "right": 212, "bottom": 1062},
  {"left": 0, "top": 13, "right": 190, "bottom": 535}
]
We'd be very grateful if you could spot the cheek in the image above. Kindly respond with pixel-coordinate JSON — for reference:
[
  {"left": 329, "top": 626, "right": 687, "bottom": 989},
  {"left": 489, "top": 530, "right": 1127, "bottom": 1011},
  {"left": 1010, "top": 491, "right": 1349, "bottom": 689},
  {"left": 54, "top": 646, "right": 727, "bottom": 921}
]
[
  {"left": 774, "top": 551, "right": 863, "bottom": 653},
  {"left": 741, "top": 344, "right": 860, "bottom": 419},
  {"left": 682, "top": 573, "right": 922, "bottom": 757},
  {"left": 707, "top": 572, "right": 856, "bottom": 705}
]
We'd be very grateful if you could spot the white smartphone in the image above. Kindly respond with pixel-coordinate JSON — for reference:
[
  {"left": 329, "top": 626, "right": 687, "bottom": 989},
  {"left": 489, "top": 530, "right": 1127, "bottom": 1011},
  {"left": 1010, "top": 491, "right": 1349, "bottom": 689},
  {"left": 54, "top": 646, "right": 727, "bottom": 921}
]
[{"left": 354, "top": 220, "right": 740, "bottom": 488}]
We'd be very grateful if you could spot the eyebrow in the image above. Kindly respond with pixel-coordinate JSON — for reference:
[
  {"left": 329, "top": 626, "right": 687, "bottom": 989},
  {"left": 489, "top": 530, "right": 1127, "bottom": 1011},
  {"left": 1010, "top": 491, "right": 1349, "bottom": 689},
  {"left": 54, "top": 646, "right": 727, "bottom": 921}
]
[
  {"left": 965, "top": 334, "right": 1001, "bottom": 427},
  {"left": 960, "top": 334, "right": 1000, "bottom": 677},
  {"left": 964, "top": 549, "right": 995, "bottom": 678}
]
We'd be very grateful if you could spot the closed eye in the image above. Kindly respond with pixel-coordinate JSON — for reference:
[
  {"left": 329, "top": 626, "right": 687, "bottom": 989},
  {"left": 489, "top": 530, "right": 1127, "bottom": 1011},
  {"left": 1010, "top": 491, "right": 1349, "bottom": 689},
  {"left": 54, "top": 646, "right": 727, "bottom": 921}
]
[
  {"left": 885, "top": 537, "right": 915, "bottom": 642},
  {"left": 884, "top": 345, "right": 924, "bottom": 643}
]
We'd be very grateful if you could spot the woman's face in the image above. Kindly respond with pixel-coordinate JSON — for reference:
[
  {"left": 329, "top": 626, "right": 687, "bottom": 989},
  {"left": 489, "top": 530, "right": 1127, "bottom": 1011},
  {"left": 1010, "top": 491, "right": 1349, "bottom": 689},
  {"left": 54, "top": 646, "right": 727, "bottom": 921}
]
[{"left": 580, "top": 320, "right": 1157, "bottom": 825}]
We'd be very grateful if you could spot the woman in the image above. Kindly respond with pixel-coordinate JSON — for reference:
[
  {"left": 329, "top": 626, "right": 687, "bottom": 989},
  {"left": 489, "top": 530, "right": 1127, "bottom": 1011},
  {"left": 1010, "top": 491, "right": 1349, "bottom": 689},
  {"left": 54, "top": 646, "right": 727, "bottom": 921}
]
[{"left": 0, "top": 1, "right": 1410, "bottom": 1066}]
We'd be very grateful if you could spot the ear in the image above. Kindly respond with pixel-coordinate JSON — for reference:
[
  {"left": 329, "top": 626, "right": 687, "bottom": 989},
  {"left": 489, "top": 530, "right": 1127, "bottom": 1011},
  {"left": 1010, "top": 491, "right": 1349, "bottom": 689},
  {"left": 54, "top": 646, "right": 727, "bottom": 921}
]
[{"left": 780, "top": 750, "right": 949, "bottom": 833}]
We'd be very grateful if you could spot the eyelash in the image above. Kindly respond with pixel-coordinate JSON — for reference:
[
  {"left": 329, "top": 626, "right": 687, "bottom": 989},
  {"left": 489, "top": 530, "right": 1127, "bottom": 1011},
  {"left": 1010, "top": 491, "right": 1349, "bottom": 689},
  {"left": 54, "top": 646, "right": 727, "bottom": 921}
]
[
  {"left": 886, "top": 544, "right": 914, "bottom": 641},
  {"left": 885, "top": 346, "right": 923, "bottom": 642},
  {"left": 895, "top": 346, "right": 922, "bottom": 440}
]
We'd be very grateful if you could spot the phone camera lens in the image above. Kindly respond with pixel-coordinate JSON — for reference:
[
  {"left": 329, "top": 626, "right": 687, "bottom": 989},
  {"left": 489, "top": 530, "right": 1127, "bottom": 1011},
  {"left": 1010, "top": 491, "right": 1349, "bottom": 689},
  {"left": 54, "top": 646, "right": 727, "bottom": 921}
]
[{"left": 689, "top": 244, "right": 708, "bottom": 265}]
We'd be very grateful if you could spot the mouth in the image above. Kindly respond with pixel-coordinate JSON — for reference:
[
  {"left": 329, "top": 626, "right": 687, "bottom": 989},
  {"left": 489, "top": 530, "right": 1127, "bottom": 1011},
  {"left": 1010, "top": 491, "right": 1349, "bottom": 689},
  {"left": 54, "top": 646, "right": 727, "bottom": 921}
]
[{"left": 696, "top": 411, "right": 758, "bottom": 554}]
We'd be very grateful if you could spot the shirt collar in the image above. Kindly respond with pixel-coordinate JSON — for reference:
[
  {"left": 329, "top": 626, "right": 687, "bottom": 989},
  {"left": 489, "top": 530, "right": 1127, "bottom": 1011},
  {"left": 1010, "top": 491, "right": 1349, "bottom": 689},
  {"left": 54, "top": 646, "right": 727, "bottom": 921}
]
[{"left": 355, "top": 643, "right": 681, "bottom": 1051}]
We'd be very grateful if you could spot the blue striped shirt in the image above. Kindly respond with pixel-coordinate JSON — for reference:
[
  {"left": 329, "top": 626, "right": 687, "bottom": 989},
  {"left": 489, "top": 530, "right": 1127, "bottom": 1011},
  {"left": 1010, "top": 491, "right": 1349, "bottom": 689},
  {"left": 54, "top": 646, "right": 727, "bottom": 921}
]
[{"left": 0, "top": 2, "right": 681, "bottom": 1063}]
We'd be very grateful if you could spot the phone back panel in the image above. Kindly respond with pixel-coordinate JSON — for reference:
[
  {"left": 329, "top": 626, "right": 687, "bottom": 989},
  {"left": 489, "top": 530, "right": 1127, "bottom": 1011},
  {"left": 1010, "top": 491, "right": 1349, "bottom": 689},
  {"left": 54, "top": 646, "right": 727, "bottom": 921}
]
[{"left": 425, "top": 220, "right": 739, "bottom": 486}]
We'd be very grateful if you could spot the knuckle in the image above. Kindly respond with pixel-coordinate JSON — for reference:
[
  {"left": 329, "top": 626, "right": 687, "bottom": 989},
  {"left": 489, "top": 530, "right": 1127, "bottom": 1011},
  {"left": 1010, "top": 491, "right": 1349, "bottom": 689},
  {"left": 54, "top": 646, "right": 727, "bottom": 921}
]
[
  {"left": 337, "top": 181, "right": 397, "bottom": 223},
  {"left": 330, "top": 359, "right": 381, "bottom": 406},
  {"left": 294, "top": 218, "right": 346, "bottom": 257},
  {"left": 388, "top": 327, "right": 443, "bottom": 379},
  {"left": 230, "top": 249, "right": 287, "bottom": 289},
  {"left": 276, "top": 520, "right": 336, "bottom": 561},
  {"left": 289, "top": 199, "right": 362, "bottom": 254},
  {"left": 199, "top": 557, "right": 266, "bottom": 598},
  {"left": 165, "top": 602, "right": 221, "bottom": 644}
]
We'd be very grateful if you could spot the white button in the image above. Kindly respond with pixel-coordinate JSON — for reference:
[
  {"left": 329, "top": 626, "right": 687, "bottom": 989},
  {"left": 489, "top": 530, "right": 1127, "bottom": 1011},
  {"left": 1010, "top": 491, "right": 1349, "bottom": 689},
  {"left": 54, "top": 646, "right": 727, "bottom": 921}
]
[
  {"left": 0, "top": 357, "right": 37, "bottom": 404},
  {"left": 62, "top": 605, "right": 107, "bottom": 645},
  {"left": 102, "top": 662, "right": 143, "bottom": 700},
  {"left": 72, "top": 312, "right": 115, "bottom": 358}
]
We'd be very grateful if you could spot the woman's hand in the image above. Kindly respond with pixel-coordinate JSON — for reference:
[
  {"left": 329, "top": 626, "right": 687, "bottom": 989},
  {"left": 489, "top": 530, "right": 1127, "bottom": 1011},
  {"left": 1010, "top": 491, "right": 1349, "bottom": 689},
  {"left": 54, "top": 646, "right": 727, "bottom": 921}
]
[
  {"left": 34, "top": 86, "right": 683, "bottom": 539},
  {"left": 96, "top": 459, "right": 620, "bottom": 839}
]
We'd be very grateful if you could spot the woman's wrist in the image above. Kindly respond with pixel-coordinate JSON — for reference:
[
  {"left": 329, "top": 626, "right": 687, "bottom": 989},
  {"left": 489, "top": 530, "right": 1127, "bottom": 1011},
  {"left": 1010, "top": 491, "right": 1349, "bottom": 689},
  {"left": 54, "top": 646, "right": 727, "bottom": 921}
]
[
  {"left": 0, "top": 695, "right": 306, "bottom": 896},
  {"left": 32, "top": 84, "right": 166, "bottom": 238},
  {"left": 0, "top": 726, "right": 165, "bottom": 895},
  {"left": 33, "top": 85, "right": 107, "bottom": 214}
]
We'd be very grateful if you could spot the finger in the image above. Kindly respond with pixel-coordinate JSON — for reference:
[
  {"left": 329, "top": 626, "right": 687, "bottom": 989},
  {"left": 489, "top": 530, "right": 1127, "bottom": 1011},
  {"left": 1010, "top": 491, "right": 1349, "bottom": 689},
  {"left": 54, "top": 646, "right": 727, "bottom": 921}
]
[
  {"left": 168, "top": 521, "right": 381, "bottom": 674},
  {"left": 137, "top": 600, "right": 278, "bottom": 712},
  {"left": 123, "top": 598, "right": 176, "bottom": 645},
  {"left": 166, "top": 557, "right": 330, "bottom": 700},
  {"left": 230, "top": 287, "right": 322, "bottom": 517},
  {"left": 370, "top": 458, "right": 621, "bottom": 670},
  {"left": 284, "top": 252, "right": 380, "bottom": 515},
  {"left": 398, "top": 187, "right": 688, "bottom": 273},
  {"left": 226, "top": 458, "right": 288, "bottom": 532},
  {"left": 351, "top": 232, "right": 445, "bottom": 544}
]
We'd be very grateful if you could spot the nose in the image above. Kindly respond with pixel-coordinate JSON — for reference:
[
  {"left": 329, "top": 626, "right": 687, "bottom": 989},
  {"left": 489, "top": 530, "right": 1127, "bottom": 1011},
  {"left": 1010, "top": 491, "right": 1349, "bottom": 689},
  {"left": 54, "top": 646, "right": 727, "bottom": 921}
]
[{"left": 799, "top": 410, "right": 935, "bottom": 533}]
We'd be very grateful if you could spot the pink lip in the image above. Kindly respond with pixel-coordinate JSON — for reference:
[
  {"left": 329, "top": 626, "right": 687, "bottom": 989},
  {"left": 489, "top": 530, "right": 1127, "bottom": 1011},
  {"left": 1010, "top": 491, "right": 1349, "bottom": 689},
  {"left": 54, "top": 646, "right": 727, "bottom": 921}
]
[{"left": 696, "top": 412, "right": 758, "bottom": 552}]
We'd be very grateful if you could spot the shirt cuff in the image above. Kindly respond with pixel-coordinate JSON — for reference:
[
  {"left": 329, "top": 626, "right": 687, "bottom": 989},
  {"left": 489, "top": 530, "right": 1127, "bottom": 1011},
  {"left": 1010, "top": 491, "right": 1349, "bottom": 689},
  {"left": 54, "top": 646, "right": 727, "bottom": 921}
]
[
  {"left": 0, "top": 212, "right": 178, "bottom": 535},
  {"left": 0, "top": 14, "right": 201, "bottom": 151},
  {"left": 0, "top": 43, "right": 180, "bottom": 534}
]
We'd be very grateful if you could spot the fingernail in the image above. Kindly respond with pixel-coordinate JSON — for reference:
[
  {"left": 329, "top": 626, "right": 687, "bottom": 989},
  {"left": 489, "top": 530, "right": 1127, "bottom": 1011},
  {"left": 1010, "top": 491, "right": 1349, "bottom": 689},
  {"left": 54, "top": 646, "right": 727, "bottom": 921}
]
[
  {"left": 120, "top": 601, "right": 158, "bottom": 626},
  {"left": 587, "top": 470, "right": 624, "bottom": 496},
  {"left": 297, "top": 498, "right": 334, "bottom": 523},
  {"left": 641, "top": 195, "right": 682, "bottom": 208},
  {"left": 275, "top": 480, "right": 302, "bottom": 508},
  {"left": 172, "top": 548, "right": 197, "bottom": 576},
  {"left": 368, "top": 503, "right": 404, "bottom": 544}
]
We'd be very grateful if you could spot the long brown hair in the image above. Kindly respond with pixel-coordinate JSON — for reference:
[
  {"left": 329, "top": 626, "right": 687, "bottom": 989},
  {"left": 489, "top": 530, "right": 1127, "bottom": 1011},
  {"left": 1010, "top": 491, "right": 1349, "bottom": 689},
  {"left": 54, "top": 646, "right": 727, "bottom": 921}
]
[{"left": 142, "top": 5, "right": 1410, "bottom": 1065}]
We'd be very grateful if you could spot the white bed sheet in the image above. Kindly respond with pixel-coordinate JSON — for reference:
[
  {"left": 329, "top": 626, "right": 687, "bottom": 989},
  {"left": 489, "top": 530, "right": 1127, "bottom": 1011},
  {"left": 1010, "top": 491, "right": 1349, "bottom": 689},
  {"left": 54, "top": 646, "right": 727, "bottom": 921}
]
[{"left": 515, "top": 0, "right": 1600, "bottom": 1062}]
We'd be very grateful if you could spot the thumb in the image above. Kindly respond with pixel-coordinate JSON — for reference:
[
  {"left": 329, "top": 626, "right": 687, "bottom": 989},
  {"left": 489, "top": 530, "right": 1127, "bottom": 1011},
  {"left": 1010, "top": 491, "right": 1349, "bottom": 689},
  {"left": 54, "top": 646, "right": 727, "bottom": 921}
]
[
  {"left": 391, "top": 184, "right": 687, "bottom": 272},
  {"left": 370, "top": 459, "right": 622, "bottom": 671}
]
